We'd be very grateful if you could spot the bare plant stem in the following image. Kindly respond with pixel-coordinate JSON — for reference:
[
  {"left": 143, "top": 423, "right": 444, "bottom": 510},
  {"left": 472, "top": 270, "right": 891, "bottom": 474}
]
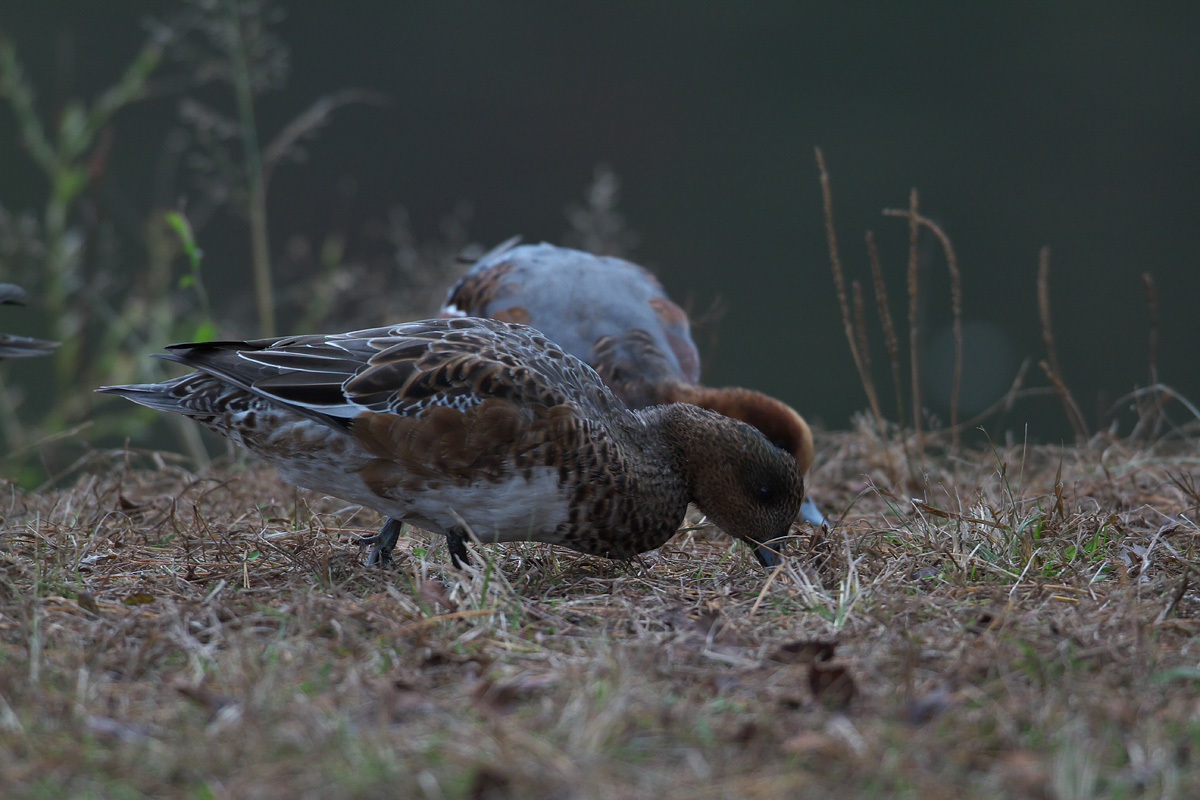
[
  {"left": 1142, "top": 272, "right": 1159, "bottom": 386},
  {"left": 953, "top": 358, "right": 1038, "bottom": 434},
  {"left": 815, "top": 148, "right": 886, "bottom": 435},
  {"left": 867, "top": 231, "right": 908, "bottom": 477},
  {"left": 881, "top": 190, "right": 925, "bottom": 473},
  {"left": 882, "top": 200, "right": 966, "bottom": 457},
  {"left": 1039, "top": 361, "right": 1088, "bottom": 442},
  {"left": 225, "top": 0, "right": 275, "bottom": 337},
  {"left": 905, "top": 192, "right": 921, "bottom": 458},
  {"left": 851, "top": 280, "right": 872, "bottom": 387},
  {"left": 915, "top": 217, "right": 962, "bottom": 453},
  {"left": 1130, "top": 272, "right": 1169, "bottom": 439},
  {"left": 1037, "top": 247, "right": 1063, "bottom": 381},
  {"left": 1036, "top": 247, "right": 1088, "bottom": 441}
]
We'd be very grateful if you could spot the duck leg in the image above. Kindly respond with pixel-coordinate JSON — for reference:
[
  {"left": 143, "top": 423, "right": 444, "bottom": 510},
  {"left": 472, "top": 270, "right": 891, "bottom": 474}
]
[
  {"left": 445, "top": 527, "right": 472, "bottom": 569},
  {"left": 361, "top": 517, "right": 404, "bottom": 566}
]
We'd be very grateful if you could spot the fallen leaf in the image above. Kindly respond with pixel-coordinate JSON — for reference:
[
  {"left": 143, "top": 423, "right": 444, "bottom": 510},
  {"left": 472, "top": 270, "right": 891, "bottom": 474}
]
[
  {"left": 85, "top": 715, "right": 150, "bottom": 741},
  {"left": 1001, "top": 750, "right": 1050, "bottom": 797},
  {"left": 173, "top": 681, "right": 235, "bottom": 713},
  {"left": 471, "top": 679, "right": 525, "bottom": 717},
  {"left": 967, "top": 611, "right": 998, "bottom": 634},
  {"left": 771, "top": 639, "right": 837, "bottom": 664},
  {"left": 117, "top": 494, "right": 145, "bottom": 512},
  {"left": 470, "top": 675, "right": 554, "bottom": 717},
  {"left": 121, "top": 591, "right": 156, "bottom": 606},
  {"left": 809, "top": 663, "right": 857, "bottom": 708},
  {"left": 906, "top": 685, "right": 955, "bottom": 724},
  {"left": 910, "top": 565, "right": 940, "bottom": 582},
  {"left": 418, "top": 579, "right": 457, "bottom": 612},
  {"left": 467, "top": 766, "right": 512, "bottom": 800},
  {"left": 76, "top": 592, "right": 100, "bottom": 615},
  {"left": 782, "top": 730, "right": 841, "bottom": 758}
]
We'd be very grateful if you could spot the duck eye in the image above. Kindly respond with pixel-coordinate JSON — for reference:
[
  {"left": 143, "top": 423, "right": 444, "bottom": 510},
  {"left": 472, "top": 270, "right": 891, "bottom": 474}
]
[{"left": 749, "top": 472, "right": 780, "bottom": 503}]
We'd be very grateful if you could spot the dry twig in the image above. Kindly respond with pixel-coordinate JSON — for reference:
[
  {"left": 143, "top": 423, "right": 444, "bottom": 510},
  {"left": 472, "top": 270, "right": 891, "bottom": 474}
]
[
  {"left": 1036, "top": 247, "right": 1089, "bottom": 441},
  {"left": 815, "top": 148, "right": 886, "bottom": 435}
]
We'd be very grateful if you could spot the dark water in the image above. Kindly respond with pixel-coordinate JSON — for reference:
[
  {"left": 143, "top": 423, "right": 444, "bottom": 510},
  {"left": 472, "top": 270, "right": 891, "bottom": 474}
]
[{"left": 3, "top": 1, "right": 1198, "bottom": 445}]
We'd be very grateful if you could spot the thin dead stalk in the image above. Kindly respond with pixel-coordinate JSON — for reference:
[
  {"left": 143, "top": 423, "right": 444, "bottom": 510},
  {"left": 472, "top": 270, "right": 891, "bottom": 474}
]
[
  {"left": 225, "top": 0, "right": 275, "bottom": 337},
  {"left": 1036, "top": 247, "right": 1088, "bottom": 441},
  {"left": 1039, "top": 362, "right": 1089, "bottom": 443},
  {"left": 867, "top": 232, "right": 907, "bottom": 479},
  {"left": 1120, "top": 384, "right": 1200, "bottom": 445},
  {"left": 1131, "top": 272, "right": 1170, "bottom": 438},
  {"left": 901, "top": 191, "right": 923, "bottom": 456},
  {"left": 851, "top": 281, "right": 873, "bottom": 392},
  {"left": 951, "top": 359, "right": 1045, "bottom": 434},
  {"left": 882, "top": 199, "right": 964, "bottom": 454},
  {"left": 815, "top": 148, "right": 886, "bottom": 434},
  {"left": 1037, "top": 247, "right": 1064, "bottom": 382},
  {"left": 1142, "top": 272, "right": 1159, "bottom": 386},
  {"left": 866, "top": 232, "right": 905, "bottom": 436},
  {"left": 262, "top": 89, "right": 391, "bottom": 192},
  {"left": 925, "top": 218, "right": 963, "bottom": 452}
]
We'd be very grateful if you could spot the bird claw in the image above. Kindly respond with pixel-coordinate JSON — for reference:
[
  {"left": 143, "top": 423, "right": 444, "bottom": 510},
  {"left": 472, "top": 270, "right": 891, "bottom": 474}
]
[{"left": 363, "top": 518, "right": 404, "bottom": 566}]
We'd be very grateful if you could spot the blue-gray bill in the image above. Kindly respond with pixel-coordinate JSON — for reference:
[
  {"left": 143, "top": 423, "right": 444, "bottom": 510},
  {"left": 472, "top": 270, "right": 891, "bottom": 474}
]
[
  {"left": 799, "top": 496, "right": 827, "bottom": 528},
  {"left": 756, "top": 494, "right": 828, "bottom": 566},
  {"left": 754, "top": 541, "right": 783, "bottom": 568}
]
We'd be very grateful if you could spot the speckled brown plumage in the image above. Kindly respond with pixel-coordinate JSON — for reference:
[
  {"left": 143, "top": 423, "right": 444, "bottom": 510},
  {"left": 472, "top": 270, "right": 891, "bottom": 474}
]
[
  {"left": 439, "top": 241, "right": 824, "bottom": 525},
  {"left": 97, "top": 317, "right": 804, "bottom": 568}
]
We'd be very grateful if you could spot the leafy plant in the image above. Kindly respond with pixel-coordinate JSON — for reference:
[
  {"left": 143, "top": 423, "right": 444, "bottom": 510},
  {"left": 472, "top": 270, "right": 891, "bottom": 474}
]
[{"left": 0, "top": 1, "right": 388, "bottom": 480}]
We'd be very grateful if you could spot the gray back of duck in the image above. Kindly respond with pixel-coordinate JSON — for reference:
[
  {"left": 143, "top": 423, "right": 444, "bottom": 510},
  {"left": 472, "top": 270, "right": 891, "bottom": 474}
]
[{"left": 443, "top": 243, "right": 700, "bottom": 405}]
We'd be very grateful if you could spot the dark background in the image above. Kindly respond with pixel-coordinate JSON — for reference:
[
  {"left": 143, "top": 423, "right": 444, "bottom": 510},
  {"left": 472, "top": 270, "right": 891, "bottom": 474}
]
[{"left": 3, "top": 1, "right": 1198, "bottom": 444}]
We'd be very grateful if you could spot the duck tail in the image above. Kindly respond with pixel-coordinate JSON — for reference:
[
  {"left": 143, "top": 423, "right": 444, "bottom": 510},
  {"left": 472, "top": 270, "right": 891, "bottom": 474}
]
[{"left": 95, "top": 376, "right": 198, "bottom": 415}]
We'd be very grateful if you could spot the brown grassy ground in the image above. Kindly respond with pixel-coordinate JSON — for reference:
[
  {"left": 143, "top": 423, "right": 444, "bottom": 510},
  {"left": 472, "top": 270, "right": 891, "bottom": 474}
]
[{"left": 1, "top": 427, "right": 1198, "bottom": 799}]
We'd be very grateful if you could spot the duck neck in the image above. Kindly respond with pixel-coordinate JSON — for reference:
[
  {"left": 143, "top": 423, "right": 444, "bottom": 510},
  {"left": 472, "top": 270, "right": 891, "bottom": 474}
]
[
  {"left": 634, "top": 403, "right": 723, "bottom": 500},
  {"left": 615, "top": 405, "right": 698, "bottom": 532},
  {"left": 654, "top": 382, "right": 813, "bottom": 474}
]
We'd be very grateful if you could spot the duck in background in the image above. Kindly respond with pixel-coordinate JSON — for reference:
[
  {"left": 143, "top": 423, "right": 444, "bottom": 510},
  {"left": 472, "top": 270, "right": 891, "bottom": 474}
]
[
  {"left": 441, "top": 239, "right": 828, "bottom": 529},
  {"left": 0, "top": 284, "right": 58, "bottom": 359},
  {"left": 97, "top": 317, "right": 805, "bottom": 569}
]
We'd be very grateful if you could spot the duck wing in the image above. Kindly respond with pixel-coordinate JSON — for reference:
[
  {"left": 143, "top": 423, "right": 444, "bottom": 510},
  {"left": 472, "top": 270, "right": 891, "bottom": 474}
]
[{"left": 157, "top": 317, "right": 618, "bottom": 428}]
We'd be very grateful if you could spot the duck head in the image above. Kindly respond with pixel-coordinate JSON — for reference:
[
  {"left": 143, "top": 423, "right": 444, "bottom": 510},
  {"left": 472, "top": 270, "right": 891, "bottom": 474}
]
[{"left": 659, "top": 404, "right": 805, "bottom": 566}]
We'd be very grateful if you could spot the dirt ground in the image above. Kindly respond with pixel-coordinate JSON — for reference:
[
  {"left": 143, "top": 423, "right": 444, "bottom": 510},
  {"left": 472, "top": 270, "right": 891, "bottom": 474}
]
[{"left": 2, "top": 427, "right": 1198, "bottom": 799}]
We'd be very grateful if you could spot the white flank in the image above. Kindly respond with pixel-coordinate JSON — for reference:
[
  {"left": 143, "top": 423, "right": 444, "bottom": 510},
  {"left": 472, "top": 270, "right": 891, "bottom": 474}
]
[
  {"left": 407, "top": 466, "right": 571, "bottom": 543},
  {"left": 224, "top": 411, "right": 573, "bottom": 545}
]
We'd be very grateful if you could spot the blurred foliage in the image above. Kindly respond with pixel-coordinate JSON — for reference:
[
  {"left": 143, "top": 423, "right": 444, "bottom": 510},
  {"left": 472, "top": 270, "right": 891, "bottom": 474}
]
[
  {"left": 0, "top": 1, "right": 434, "bottom": 484},
  {"left": 0, "top": 0, "right": 638, "bottom": 487}
]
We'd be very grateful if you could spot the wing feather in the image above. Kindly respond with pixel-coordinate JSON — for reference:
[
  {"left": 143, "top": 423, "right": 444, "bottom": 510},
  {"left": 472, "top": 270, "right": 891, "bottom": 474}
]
[{"left": 158, "top": 318, "right": 616, "bottom": 426}]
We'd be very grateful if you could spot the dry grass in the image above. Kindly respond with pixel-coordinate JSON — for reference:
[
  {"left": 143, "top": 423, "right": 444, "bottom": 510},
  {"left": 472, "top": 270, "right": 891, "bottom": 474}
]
[
  {"left": 2, "top": 431, "right": 1198, "bottom": 799},
  {"left": 2, "top": 146, "right": 1196, "bottom": 798}
]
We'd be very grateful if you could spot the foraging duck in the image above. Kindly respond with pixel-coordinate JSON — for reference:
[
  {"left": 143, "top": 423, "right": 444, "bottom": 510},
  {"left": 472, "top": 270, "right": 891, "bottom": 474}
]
[
  {"left": 97, "top": 317, "right": 804, "bottom": 567},
  {"left": 441, "top": 240, "right": 827, "bottom": 526},
  {"left": 0, "top": 284, "right": 58, "bottom": 359}
]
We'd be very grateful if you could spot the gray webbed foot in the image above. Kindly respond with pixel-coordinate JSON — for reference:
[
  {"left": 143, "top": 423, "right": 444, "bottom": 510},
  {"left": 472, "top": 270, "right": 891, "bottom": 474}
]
[{"left": 361, "top": 518, "right": 404, "bottom": 566}]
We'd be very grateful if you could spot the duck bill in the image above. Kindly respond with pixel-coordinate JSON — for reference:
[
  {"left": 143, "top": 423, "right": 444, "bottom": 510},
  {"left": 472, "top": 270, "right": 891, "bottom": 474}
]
[
  {"left": 752, "top": 539, "right": 784, "bottom": 568},
  {"left": 798, "top": 496, "right": 828, "bottom": 527}
]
